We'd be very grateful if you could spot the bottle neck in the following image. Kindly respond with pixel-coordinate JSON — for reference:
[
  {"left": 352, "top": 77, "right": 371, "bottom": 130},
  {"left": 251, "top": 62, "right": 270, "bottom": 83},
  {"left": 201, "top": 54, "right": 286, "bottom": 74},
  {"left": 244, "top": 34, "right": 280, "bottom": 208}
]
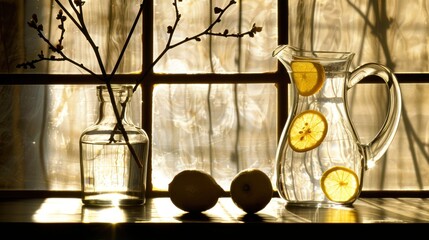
[{"left": 96, "top": 85, "right": 133, "bottom": 125}]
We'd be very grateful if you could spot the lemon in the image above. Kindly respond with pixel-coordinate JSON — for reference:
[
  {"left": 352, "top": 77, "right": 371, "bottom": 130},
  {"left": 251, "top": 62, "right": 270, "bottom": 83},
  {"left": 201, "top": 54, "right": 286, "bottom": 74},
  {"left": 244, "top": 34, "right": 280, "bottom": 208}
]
[
  {"left": 230, "top": 168, "right": 273, "bottom": 214},
  {"left": 168, "top": 170, "right": 225, "bottom": 213},
  {"left": 320, "top": 166, "right": 359, "bottom": 204},
  {"left": 291, "top": 60, "right": 325, "bottom": 96},
  {"left": 288, "top": 110, "right": 328, "bottom": 152}
]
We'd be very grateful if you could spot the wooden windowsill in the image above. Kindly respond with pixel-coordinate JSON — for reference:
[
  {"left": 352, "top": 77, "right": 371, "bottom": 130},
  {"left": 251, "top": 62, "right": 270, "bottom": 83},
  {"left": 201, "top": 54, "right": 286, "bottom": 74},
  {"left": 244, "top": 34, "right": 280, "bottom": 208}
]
[
  {"left": 0, "top": 197, "right": 429, "bottom": 239},
  {"left": 0, "top": 196, "right": 427, "bottom": 238}
]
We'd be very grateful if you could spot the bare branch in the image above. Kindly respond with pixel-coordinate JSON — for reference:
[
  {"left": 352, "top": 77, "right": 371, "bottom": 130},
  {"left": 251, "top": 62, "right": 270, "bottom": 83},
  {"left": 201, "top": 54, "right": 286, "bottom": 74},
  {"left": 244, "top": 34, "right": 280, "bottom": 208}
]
[
  {"left": 133, "top": 0, "right": 263, "bottom": 88},
  {"left": 17, "top": 0, "right": 262, "bottom": 168}
]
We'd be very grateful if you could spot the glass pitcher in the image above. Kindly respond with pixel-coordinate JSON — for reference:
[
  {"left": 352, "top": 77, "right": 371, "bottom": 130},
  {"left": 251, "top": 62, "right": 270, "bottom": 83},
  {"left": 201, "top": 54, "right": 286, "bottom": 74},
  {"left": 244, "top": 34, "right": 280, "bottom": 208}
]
[{"left": 273, "top": 45, "right": 402, "bottom": 207}]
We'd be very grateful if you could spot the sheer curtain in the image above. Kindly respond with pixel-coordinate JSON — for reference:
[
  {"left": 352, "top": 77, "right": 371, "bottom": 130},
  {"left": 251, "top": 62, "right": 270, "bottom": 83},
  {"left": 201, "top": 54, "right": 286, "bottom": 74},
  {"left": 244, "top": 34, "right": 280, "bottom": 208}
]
[
  {"left": 44, "top": 0, "right": 142, "bottom": 190},
  {"left": 288, "top": 0, "right": 429, "bottom": 190},
  {"left": 151, "top": 0, "right": 278, "bottom": 190},
  {"left": 0, "top": 0, "right": 142, "bottom": 190},
  {"left": 0, "top": 0, "right": 277, "bottom": 191},
  {"left": 2, "top": 0, "right": 429, "bottom": 192}
]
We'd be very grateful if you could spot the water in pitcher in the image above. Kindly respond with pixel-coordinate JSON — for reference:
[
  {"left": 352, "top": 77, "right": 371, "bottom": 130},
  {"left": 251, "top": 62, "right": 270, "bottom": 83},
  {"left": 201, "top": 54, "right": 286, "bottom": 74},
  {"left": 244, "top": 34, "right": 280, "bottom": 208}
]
[{"left": 276, "top": 69, "right": 364, "bottom": 207}]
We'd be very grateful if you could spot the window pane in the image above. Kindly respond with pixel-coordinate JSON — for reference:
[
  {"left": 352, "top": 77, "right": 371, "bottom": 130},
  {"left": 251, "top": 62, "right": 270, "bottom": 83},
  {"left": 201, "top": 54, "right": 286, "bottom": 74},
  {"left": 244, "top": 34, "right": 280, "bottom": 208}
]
[
  {"left": 0, "top": 85, "right": 142, "bottom": 190},
  {"left": 346, "top": 83, "right": 429, "bottom": 190},
  {"left": 1, "top": 0, "right": 142, "bottom": 74},
  {"left": 151, "top": 83, "right": 277, "bottom": 190},
  {"left": 352, "top": 84, "right": 429, "bottom": 190},
  {"left": 288, "top": 0, "right": 429, "bottom": 72},
  {"left": 153, "top": 0, "right": 278, "bottom": 73}
]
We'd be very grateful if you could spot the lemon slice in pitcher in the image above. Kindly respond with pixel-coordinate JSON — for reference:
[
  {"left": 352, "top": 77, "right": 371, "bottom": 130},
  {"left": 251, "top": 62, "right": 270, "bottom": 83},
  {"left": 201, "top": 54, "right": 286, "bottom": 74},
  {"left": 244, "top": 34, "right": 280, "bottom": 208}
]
[
  {"left": 291, "top": 60, "right": 325, "bottom": 96},
  {"left": 320, "top": 166, "right": 359, "bottom": 203},
  {"left": 288, "top": 110, "right": 328, "bottom": 152}
]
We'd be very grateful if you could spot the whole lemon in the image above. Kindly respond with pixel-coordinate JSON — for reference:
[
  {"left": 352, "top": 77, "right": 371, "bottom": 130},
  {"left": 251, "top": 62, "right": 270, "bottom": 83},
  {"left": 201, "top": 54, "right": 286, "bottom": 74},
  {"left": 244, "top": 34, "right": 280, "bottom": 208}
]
[
  {"left": 168, "top": 170, "right": 225, "bottom": 213},
  {"left": 230, "top": 168, "right": 273, "bottom": 214}
]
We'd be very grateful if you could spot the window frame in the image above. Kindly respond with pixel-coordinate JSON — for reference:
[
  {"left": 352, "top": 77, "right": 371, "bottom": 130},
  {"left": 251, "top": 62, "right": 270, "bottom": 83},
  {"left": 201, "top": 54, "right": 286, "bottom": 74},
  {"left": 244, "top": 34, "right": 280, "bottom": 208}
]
[{"left": 1, "top": 0, "right": 428, "bottom": 199}]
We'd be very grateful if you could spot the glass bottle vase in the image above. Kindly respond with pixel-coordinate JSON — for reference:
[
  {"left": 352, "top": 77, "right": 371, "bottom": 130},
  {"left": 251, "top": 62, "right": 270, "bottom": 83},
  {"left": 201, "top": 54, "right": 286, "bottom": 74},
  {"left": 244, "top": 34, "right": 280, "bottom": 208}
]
[{"left": 79, "top": 85, "right": 149, "bottom": 206}]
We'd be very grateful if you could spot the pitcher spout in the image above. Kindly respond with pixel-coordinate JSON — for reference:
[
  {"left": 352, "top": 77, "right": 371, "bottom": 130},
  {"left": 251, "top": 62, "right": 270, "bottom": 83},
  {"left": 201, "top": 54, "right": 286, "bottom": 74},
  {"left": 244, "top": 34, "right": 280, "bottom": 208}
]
[
  {"left": 272, "top": 45, "right": 299, "bottom": 70},
  {"left": 272, "top": 45, "right": 355, "bottom": 72}
]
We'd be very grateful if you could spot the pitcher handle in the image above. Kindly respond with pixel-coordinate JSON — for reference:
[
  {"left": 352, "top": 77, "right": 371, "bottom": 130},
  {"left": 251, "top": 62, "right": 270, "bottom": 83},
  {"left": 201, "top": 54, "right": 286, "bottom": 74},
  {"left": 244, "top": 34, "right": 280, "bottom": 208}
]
[{"left": 348, "top": 63, "right": 402, "bottom": 170}]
